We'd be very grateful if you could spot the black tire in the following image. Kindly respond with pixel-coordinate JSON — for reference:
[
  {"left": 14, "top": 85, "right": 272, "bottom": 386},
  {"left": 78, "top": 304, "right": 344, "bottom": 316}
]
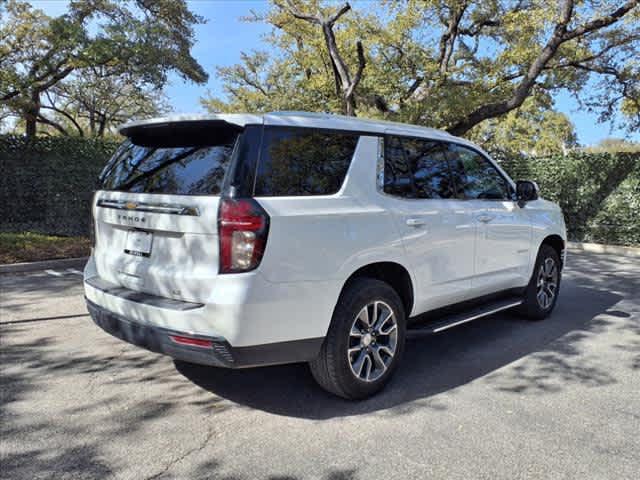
[
  {"left": 309, "top": 277, "right": 406, "bottom": 400},
  {"left": 517, "top": 244, "right": 562, "bottom": 320}
]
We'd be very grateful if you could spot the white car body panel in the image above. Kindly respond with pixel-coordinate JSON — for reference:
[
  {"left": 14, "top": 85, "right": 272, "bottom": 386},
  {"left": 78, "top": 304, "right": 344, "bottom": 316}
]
[{"left": 86, "top": 111, "right": 567, "bottom": 367}]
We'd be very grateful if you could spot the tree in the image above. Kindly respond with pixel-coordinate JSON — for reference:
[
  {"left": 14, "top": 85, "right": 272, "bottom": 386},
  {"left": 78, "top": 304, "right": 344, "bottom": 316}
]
[
  {"left": 469, "top": 94, "right": 578, "bottom": 156},
  {"left": 38, "top": 68, "right": 170, "bottom": 138},
  {"left": 203, "top": 0, "right": 640, "bottom": 137},
  {"left": 585, "top": 137, "right": 640, "bottom": 153},
  {"left": 274, "top": 0, "right": 365, "bottom": 116},
  {"left": 0, "top": 0, "right": 207, "bottom": 138}
]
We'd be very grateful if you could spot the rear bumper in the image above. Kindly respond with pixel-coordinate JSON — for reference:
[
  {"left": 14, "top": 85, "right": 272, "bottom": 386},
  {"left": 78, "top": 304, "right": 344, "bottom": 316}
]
[{"left": 86, "top": 299, "right": 323, "bottom": 368}]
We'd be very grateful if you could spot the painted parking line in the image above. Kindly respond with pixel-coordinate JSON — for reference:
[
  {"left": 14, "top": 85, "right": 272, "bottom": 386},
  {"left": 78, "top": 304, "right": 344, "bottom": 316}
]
[
  {"left": 44, "top": 268, "right": 83, "bottom": 277},
  {"left": 45, "top": 269, "right": 64, "bottom": 277}
]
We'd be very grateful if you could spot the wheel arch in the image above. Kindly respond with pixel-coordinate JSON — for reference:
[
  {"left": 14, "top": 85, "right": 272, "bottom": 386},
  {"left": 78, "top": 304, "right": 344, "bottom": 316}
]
[
  {"left": 338, "top": 262, "right": 414, "bottom": 317},
  {"left": 540, "top": 234, "right": 565, "bottom": 269}
]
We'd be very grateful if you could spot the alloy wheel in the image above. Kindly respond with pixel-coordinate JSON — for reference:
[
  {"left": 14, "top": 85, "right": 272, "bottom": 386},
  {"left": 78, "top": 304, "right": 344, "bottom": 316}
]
[
  {"left": 536, "top": 257, "right": 558, "bottom": 309},
  {"left": 348, "top": 300, "right": 398, "bottom": 382}
]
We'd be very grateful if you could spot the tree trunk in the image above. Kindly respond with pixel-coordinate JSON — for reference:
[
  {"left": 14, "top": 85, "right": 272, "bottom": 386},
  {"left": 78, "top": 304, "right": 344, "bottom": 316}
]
[
  {"left": 344, "top": 94, "right": 356, "bottom": 116},
  {"left": 97, "top": 116, "right": 107, "bottom": 137},
  {"left": 24, "top": 91, "right": 41, "bottom": 139},
  {"left": 89, "top": 110, "right": 96, "bottom": 136}
]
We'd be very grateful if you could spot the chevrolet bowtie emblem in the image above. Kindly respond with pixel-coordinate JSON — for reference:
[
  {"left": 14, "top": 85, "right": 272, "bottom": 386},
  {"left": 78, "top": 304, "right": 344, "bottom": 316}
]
[{"left": 125, "top": 202, "right": 138, "bottom": 210}]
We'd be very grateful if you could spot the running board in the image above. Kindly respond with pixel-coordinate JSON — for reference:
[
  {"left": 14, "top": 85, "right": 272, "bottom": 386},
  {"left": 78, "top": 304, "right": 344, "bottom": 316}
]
[{"left": 408, "top": 297, "right": 523, "bottom": 335}]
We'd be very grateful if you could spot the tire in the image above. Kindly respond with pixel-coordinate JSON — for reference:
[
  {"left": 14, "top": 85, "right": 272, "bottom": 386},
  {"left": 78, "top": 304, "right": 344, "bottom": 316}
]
[
  {"left": 309, "top": 277, "right": 407, "bottom": 400},
  {"left": 518, "top": 244, "right": 561, "bottom": 320}
]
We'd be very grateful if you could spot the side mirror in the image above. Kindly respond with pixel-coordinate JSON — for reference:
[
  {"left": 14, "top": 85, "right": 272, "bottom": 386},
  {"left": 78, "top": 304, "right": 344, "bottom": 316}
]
[{"left": 516, "top": 180, "right": 539, "bottom": 207}]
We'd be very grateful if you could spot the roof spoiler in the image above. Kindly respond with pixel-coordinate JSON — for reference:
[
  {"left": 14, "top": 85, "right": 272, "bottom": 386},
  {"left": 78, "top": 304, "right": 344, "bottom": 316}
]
[{"left": 121, "top": 120, "right": 244, "bottom": 148}]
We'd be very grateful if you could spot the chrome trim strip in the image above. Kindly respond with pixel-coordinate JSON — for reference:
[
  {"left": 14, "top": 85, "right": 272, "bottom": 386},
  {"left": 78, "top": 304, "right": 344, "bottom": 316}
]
[
  {"left": 97, "top": 199, "right": 200, "bottom": 216},
  {"left": 432, "top": 301, "right": 523, "bottom": 333}
]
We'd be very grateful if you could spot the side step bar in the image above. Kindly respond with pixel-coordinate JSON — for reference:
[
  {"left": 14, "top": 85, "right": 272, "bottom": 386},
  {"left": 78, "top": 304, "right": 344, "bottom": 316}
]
[{"left": 408, "top": 296, "right": 523, "bottom": 335}]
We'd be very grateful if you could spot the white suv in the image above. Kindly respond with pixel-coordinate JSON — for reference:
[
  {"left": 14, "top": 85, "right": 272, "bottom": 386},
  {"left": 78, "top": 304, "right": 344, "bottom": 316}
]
[{"left": 84, "top": 111, "right": 566, "bottom": 399}]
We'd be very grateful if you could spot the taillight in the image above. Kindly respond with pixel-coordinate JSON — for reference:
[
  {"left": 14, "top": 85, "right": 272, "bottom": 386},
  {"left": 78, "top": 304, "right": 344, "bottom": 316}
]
[{"left": 218, "top": 197, "right": 270, "bottom": 273}]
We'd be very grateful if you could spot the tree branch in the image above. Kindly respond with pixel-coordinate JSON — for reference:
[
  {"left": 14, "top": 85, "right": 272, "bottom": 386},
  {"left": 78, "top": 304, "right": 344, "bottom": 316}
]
[
  {"left": 279, "top": 1, "right": 363, "bottom": 115},
  {"left": 278, "top": 0, "right": 321, "bottom": 24},
  {"left": 326, "top": 3, "right": 351, "bottom": 26},
  {"left": 438, "top": 2, "right": 468, "bottom": 75},
  {"left": 346, "top": 41, "right": 365, "bottom": 97},
  {"left": 563, "top": 0, "right": 639, "bottom": 41},
  {"left": 40, "top": 104, "right": 85, "bottom": 137},
  {"left": 447, "top": 0, "right": 639, "bottom": 136},
  {"left": 36, "top": 114, "right": 69, "bottom": 136}
]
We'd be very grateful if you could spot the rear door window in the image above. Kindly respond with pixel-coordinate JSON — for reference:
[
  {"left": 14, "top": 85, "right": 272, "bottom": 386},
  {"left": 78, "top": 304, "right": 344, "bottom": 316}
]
[
  {"left": 254, "top": 127, "right": 359, "bottom": 196},
  {"left": 383, "top": 136, "right": 454, "bottom": 199}
]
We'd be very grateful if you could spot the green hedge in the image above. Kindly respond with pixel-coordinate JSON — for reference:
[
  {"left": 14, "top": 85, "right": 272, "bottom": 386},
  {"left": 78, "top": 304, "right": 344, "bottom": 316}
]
[
  {"left": 0, "top": 135, "right": 119, "bottom": 236},
  {"left": 495, "top": 151, "right": 640, "bottom": 246},
  {"left": 1, "top": 135, "right": 638, "bottom": 246}
]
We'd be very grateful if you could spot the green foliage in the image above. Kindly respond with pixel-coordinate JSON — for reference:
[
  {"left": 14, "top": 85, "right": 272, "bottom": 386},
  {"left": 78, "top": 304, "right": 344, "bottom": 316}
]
[
  {"left": 496, "top": 152, "right": 640, "bottom": 246},
  {"left": 0, "top": 232, "right": 91, "bottom": 264},
  {"left": 0, "top": 135, "right": 118, "bottom": 236},
  {"left": 42, "top": 69, "right": 171, "bottom": 138},
  {"left": 0, "top": 0, "right": 206, "bottom": 136},
  {"left": 584, "top": 138, "right": 640, "bottom": 153},
  {"left": 469, "top": 94, "right": 578, "bottom": 156},
  {"left": 203, "top": 0, "right": 640, "bottom": 137},
  {"left": 1, "top": 135, "right": 637, "bottom": 246}
]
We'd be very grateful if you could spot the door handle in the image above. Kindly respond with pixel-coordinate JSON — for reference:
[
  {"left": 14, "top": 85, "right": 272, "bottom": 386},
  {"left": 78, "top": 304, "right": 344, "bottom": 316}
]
[
  {"left": 406, "top": 218, "right": 426, "bottom": 227},
  {"left": 476, "top": 214, "right": 494, "bottom": 223}
]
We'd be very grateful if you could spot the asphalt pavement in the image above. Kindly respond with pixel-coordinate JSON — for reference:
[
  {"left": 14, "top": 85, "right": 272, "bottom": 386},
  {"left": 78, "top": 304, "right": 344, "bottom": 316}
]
[{"left": 1, "top": 251, "right": 639, "bottom": 479}]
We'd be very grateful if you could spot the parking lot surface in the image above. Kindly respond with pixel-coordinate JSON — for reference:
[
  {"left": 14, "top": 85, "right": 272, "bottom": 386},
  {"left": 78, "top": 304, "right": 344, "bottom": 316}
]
[{"left": 1, "top": 251, "right": 639, "bottom": 480}]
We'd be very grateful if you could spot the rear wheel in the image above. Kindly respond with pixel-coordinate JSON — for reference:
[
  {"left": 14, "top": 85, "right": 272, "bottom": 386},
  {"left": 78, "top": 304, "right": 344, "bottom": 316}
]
[
  {"left": 309, "top": 278, "right": 406, "bottom": 400},
  {"left": 518, "top": 244, "right": 561, "bottom": 320}
]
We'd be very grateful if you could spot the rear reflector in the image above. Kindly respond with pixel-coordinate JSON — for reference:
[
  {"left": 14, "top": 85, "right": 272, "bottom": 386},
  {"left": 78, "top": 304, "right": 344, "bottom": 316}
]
[{"left": 169, "top": 335, "right": 213, "bottom": 348}]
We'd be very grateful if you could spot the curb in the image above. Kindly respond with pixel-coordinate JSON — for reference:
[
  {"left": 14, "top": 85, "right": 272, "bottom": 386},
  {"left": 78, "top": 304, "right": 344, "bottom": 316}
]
[
  {"left": 568, "top": 242, "right": 640, "bottom": 258},
  {"left": 0, "top": 257, "right": 88, "bottom": 274},
  {"left": 0, "top": 241, "right": 637, "bottom": 274}
]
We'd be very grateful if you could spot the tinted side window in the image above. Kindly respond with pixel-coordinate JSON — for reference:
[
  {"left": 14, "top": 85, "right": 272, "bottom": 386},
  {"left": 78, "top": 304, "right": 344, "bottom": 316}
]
[
  {"left": 383, "top": 136, "right": 413, "bottom": 197},
  {"left": 403, "top": 138, "right": 455, "bottom": 199},
  {"left": 254, "top": 128, "right": 358, "bottom": 196},
  {"left": 383, "top": 136, "right": 454, "bottom": 199},
  {"left": 445, "top": 144, "right": 511, "bottom": 200}
]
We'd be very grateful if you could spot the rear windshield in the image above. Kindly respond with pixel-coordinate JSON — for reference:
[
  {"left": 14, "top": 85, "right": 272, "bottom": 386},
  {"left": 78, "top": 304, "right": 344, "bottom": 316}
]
[{"left": 99, "top": 122, "right": 240, "bottom": 195}]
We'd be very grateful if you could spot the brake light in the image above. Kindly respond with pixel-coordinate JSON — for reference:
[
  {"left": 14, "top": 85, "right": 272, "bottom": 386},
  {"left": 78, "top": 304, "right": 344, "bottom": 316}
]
[{"left": 218, "top": 197, "right": 270, "bottom": 273}]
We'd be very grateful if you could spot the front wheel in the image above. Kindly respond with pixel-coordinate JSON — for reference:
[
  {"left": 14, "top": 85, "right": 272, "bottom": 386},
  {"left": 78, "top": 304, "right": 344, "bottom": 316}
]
[
  {"left": 518, "top": 244, "right": 561, "bottom": 320},
  {"left": 309, "top": 278, "right": 406, "bottom": 400}
]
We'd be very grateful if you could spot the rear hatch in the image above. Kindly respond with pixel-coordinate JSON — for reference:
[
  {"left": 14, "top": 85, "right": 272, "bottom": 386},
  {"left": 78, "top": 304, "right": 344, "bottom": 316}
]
[{"left": 92, "top": 119, "right": 250, "bottom": 304}]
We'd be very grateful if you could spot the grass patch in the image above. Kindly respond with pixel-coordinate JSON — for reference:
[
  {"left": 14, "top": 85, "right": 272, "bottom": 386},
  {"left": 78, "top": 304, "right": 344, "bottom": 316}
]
[{"left": 0, "top": 232, "right": 91, "bottom": 264}]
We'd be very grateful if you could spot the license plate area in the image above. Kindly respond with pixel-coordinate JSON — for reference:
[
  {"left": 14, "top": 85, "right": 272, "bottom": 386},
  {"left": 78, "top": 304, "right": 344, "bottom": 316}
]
[{"left": 124, "top": 230, "right": 153, "bottom": 257}]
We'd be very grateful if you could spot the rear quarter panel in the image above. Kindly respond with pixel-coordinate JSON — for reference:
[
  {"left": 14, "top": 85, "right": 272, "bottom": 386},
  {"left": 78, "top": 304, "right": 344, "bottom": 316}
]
[{"left": 254, "top": 136, "right": 415, "bottom": 336}]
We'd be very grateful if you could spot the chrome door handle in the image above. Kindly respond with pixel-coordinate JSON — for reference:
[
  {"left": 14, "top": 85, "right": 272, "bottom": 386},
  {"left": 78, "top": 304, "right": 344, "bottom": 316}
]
[
  {"left": 476, "top": 214, "right": 494, "bottom": 223},
  {"left": 406, "top": 218, "right": 426, "bottom": 227}
]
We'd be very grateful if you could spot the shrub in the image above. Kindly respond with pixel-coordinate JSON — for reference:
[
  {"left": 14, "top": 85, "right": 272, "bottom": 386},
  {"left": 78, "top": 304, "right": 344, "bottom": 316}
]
[
  {"left": 496, "top": 151, "right": 640, "bottom": 246},
  {"left": 1, "top": 135, "right": 638, "bottom": 246},
  {"left": 0, "top": 135, "right": 118, "bottom": 236}
]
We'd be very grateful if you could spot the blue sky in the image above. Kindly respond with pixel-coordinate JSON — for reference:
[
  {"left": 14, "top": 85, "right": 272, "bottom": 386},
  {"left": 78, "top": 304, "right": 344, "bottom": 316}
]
[{"left": 32, "top": 0, "right": 638, "bottom": 145}]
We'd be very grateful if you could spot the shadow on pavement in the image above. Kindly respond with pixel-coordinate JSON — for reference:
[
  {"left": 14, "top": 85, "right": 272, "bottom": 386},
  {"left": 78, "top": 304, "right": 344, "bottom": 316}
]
[{"left": 176, "top": 280, "right": 628, "bottom": 419}]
